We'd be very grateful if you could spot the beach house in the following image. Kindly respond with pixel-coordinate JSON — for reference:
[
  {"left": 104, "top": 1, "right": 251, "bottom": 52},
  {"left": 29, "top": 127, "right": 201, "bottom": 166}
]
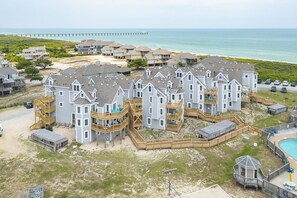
[
  {"left": 21, "top": 46, "right": 49, "bottom": 61},
  {"left": 0, "top": 67, "right": 25, "bottom": 97}
]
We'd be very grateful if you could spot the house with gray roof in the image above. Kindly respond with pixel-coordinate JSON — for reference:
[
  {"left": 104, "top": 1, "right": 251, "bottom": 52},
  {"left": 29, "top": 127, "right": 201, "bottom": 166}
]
[
  {"left": 0, "top": 67, "right": 25, "bottom": 96},
  {"left": 37, "top": 56, "right": 257, "bottom": 144},
  {"left": 76, "top": 40, "right": 113, "bottom": 54},
  {"left": 0, "top": 56, "right": 10, "bottom": 68},
  {"left": 21, "top": 46, "right": 49, "bottom": 61},
  {"left": 167, "top": 53, "right": 199, "bottom": 67}
]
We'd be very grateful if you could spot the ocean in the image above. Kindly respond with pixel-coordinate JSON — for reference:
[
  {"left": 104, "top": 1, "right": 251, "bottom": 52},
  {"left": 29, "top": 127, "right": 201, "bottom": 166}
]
[{"left": 1, "top": 28, "right": 297, "bottom": 63}]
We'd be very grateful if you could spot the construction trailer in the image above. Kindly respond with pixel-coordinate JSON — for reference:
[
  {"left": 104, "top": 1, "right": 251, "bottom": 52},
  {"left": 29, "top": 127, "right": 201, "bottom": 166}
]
[
  {"left": 197, "top": 120, "right": 237, "bottom": 140},
  {"left": 267, "top": 104, "right": 288, "bottom": 115},
  {"left": 27, "top": 185, "right": 44, "bottom": 198},
  {"left": 31, "top": 129, "right": 68, "bottom": 151}
]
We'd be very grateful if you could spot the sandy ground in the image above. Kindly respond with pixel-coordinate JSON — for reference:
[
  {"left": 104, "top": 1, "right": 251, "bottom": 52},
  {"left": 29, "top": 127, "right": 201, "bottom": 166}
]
[
  {"left": 0, "top": 107, "right": 74, "bottom": 158},
  {"left": 51, "top": 55, "right": 127, "bottom": 71}
]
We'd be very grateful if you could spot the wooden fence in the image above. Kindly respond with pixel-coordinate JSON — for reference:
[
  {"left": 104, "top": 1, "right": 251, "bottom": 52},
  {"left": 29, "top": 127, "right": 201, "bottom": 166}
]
[{"left": 128, "top": 125, "right": 250, "bottom": 150}]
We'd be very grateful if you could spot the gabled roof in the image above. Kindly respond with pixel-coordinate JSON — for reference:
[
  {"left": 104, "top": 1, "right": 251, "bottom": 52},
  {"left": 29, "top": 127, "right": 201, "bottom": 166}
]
[
  {"left": 152, "top": 48, "right": 171, "bottom": 55},
  {"left": 135, "top": 46, "right": 151, "bottom": 52}
]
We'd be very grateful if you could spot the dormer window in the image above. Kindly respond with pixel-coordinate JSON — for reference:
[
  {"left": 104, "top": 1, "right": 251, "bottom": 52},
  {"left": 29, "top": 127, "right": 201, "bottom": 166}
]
[
  {"left": 207, "top": 72, "right": 211, "bottom": 78},
  {"left": 73, "top": 84, "right": 80, "bottom": 92},
  {"left": 148, "top": 86, "right": 152, "bottom": 92},
  {"left": 48, "top": 79, "right": 53, "bottom": 85},
  {"left": 80, "top": 93, "right": 84, "bottom": 98}
]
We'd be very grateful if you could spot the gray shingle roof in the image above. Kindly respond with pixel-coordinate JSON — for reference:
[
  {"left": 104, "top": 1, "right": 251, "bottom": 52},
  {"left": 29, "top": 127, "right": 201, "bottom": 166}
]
[
  {"left": 0, "top": 67, "right": 18, "bottom": 75},
  {"left": 235, "top": 155, "right": 261, "bottom": 170},
  {"left": 32, "top": 129, "right": 68, "bottom": 143}
]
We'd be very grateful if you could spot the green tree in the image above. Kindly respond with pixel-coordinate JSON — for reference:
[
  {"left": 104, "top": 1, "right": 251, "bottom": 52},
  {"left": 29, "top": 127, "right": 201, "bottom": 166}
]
[
  {"left": 30, "top": 74, "right": 43, "bottom": 81},
  {"left": 128, "top": 58, "right": 147, "bottom": 70},
  {"left": 35, "top": 59, "right": 53, "bottom": 69},
  {"left": 177, "top": 62, "right": 185, "bottom": 67},
  {"left": 25, "top": 66, "right": 39, "bottom": 77},
  {"left": 15, "top": 58, "right": 33, "bottom": 70},
  {"left": 1, "top": 46, "right": 9, "bottom": 54}
]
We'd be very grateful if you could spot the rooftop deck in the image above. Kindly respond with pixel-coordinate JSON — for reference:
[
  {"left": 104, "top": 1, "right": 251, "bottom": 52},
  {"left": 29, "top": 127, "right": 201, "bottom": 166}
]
[{"left": 91, "top": 106, "right": 128, "bottom": 120}]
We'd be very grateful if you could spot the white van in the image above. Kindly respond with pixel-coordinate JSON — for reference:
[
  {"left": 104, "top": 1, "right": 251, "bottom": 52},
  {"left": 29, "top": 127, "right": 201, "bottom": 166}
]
[{"left": 0, "top": 122, "right": 3, "bottom": 137}]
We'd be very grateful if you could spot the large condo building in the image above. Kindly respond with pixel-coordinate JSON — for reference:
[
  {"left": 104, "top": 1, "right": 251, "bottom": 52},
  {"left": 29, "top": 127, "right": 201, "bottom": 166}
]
[{"left": 32, "top": 57, "right": 257, "bottom": 144}]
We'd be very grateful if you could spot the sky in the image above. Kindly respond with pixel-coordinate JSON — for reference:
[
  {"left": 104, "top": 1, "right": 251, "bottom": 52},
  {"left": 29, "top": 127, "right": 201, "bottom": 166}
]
[{"left": 0, "top": 0, "right": 297, "bottom": 28}]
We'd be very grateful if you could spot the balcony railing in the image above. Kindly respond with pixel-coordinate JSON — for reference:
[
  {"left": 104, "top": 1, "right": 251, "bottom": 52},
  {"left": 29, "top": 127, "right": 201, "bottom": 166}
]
[
  {"left": 91, "top": 118, "right": 128, "bottom": 133},
  {"left": 166, "top": 121, "right": 183, "bottom": 132},
  {"left": 166, "top": 110, "right": 183, "bottom": 121},
  {"left": 166, "top": 99, "right": 183, "bottom": 109},
  {"left": 91, "top": 106, "right": 129, "bottom": 120},
  {"left": 41, "top": 96, "right": 55, "bottom": 103},
  {"left": 204, "top": 97, "right": 217, "bottom": 104},
  {"left": 34, "top": 99, "right": 56, "bottom": 112},
  {"left": 204, "top": 88, "right": 217, "bottom": 95}
]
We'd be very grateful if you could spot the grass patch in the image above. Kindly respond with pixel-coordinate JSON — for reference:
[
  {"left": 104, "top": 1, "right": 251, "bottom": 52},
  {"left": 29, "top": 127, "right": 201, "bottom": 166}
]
[
  {"left": 254, "top": 112, "right": 289, "bottom": 128},
  {"left": 256, "top": 90, "right": 297, "bottom": 107}
]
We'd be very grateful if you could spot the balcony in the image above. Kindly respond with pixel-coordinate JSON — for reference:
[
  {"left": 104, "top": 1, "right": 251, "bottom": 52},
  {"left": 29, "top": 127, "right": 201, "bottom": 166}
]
[
  {"left": 204, "top": 88, "right": 217, "bottom": 95},
  {"left": 241, "top": 97, "right": 250, "bottom": 103},
  {"left": 166, "top": 110, "right": 183, "bottom": 121},
  {"left": 41, "top": 96, "right": 55, "bottom": 103},
  {"left": 166, "top": 99, "right": 183, "bottom": 109},
  {"left": 91, "top": 105, "right": 128, "bottom": 120},
  {"left": 204, "top": 97, "right": 217, "bottom": 104},
  {"left": 166, "top": 121, "right": 183, "bottom": 132},
  {"left": 91, "top": 118, "right": 128, "bottom": 133}
]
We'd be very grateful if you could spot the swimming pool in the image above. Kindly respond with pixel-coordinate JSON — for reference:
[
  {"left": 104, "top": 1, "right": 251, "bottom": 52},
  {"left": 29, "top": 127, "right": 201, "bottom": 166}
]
[{"left": 279, "top": 139, "right": 297, "bottom": 161}]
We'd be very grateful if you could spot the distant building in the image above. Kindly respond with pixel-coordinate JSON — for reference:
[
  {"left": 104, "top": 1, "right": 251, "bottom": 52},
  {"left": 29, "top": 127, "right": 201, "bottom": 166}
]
[
  {"left": 21, "top": 46, "right": 49, "bottom": 61},
  {"left": 167, "top": 52, "right": 199, "bottom": 67},
  {"left": 144, "top": 48, "right": 171, "bottom": 66},
  {"left": 267, "top": 104, "right": 288, "bottom": 115},
  {"left": 0, "top": 67, "right": 25, "bottom": 96},
  {"left": 0, "top": 56, "right": 10, "bottom": 68},
  {"left": 76, "top": 40, "right": 114, "bottom": 54},
  {"left": 289, "top": 106, "right": 297, "bottom": 122}
]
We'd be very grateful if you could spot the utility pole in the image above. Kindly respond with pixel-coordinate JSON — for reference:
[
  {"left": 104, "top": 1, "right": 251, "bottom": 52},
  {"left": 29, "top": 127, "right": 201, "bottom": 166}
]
[{"left": 163, "top": 168, "right": 177, "bottom": 196}]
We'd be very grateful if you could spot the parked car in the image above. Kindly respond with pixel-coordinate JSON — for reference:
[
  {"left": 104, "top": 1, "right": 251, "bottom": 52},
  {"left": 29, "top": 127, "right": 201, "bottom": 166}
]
[
  {"left": 257, "top": 78, "right": 262, "bottom": 84},
  {"left": 291, "top": 82, "right": 296, "bottom": 87},
  {"left": 282, "top": 81, "right": 289, "bottom": 86},
  {"left": 271, "top": 86, "right": 277, "bottom": 92},
  {"left": 274, "top": 80, "right": 281, "bottom": 85},
  {"left": 0, "top": 122, "right": 3, "bottom": 137},
  {"left": 24, "top": 102, "right": 33, "bottom": 109},
  {"left": 265, "top": 79, "right": 271, "bottom": 85},
  {"left": 281, "top": 87, "right": 287, "bottom": 93}
]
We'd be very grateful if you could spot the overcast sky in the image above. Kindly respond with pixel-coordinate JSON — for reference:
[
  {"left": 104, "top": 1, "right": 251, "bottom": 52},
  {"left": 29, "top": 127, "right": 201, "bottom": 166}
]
[{"left": 1, "top": 0, "right": 297, "bottom": 28}]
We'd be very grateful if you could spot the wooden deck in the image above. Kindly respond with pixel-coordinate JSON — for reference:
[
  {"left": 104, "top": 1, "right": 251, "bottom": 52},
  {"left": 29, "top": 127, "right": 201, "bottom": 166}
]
[
  {"left": 91, "top": 106, "right": 129, "bottom": 120},
  {"left": 166, "top": 99, "right": 183, "bottom": 109},
  {"left": 91, "top": 118, "right": 128, "bottom": 133}
]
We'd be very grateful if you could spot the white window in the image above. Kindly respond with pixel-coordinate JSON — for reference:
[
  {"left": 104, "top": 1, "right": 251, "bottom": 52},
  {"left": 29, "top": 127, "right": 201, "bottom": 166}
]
[
  {"left": 245, "top": 75, "right": 248, "bottom": 78},
  {"left": 160, "top": 109, "right": 163, "bottom": 115},
  {"left": 59, "top": 102, "right": 63, "bottom": 107},
  {"left": 80, "top": 93, "right": 84, "bottom": 98},
  {"left": 137, "top": 92, "right": 140, "bottom": 97},
  {"left": 187, "top": 102, "right": 192, "bottom": 108},
  {"left": 207, "top": 72, "right": 210, "bottom": 78},
  {"left": 77, "top": 119, "right": 81, "bottom": 126},
  {"left": 237, "top": 93, "right": 240, "bottom": 98},
  {"left": 59, "top": 91, "right": 63, "bottom": 96},
  {"left": 84, "top": 106, "right": 88, "bottom": 114},
  {"left": 149, "top": 96, "right": 152, "bottom": 103},
  {"left": 149, "top": 107, "right": 152, "bottom": 114},
  {"left": 179, "top": 94, "right": 182, "bottom": 100},
  {"left": 224, "top": 95, "right": 226, "bottom": 99},
  {"left": 148, "top": 86, "right": 152, "bottom": 92},
  {"left": 228, "top": 93, "right": 231, "bottom": 98},
  {"left": 224, "top": 85, "right": 227, "bottom": 90},
  {"left": 160, "top": 97, "right": 163, "bottom": 103},
  {"left": 84, "top": 131, "right": 88, "bottom": 139},
  {"left": 147, "top": 118, "right": 151, "bottom": 125},
  {"left": 229, "top": 85, "right": 231, "bottom": 90},
  {"left": 188, "top": 75, "right": 192, "bottom": 81},
  {"left": 189, "top": 93, "right": 193, "bottom": 100},
  {"left": 214, "top": 82, "right": 216, "bottom": 87},
  {"left": 224, "top": 104, "right": 226, "bottom": 108},
  {"left": 189, "top": 84, "right": 193, "bottom": 91},
  {"left": 172, "top": 95, "right": 175, "bottom": 100},
  {"left": 49, "top": 79, "right": 53, "bottom": 85},
  {"left": 137, "top": 83, "right": 141, "bottom": 89},
  {"left": 117, "top": 90, "right": 120, "bottom": 96},
  {"left": 160, "top": 119, "right": 164, "bottom": 127},
  {"left": 229, "top": 102, "right": 232, "bottom": 107},
  {"left": 200, "top": 104, "right": 203, "bottom": 109},
  {"left": 77, "top": 106, "right": 81, "bottom": 113},
  {"left": 200, "top": 86, "right": 202, "bottom": 91},
  {"left": 200, "top": 95, "right": 202, "bottom": 100},
  {"left": 84, "top": 119, "right": 89, "bottom": 126},
  {"left": 238, "top": 86, "right": 241, "bottom": 91}
]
